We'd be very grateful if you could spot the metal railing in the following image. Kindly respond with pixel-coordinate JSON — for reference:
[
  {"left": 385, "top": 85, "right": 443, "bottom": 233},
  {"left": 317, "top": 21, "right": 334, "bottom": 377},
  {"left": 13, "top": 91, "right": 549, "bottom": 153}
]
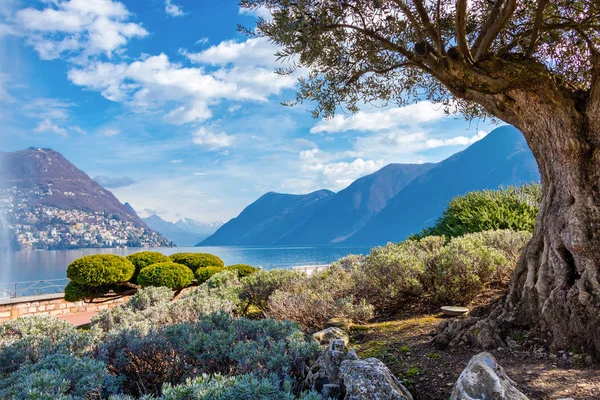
[{"left": 0, "top": 278, "right": 70, "bottom": 299}]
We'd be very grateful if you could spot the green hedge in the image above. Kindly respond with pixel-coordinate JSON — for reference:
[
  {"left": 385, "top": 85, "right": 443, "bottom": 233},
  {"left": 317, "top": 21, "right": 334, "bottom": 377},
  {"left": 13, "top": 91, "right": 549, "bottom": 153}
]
[
  {"left": 413, "top": 183, "right": 541, "bottom": 239},
  {"left": 67, "top": 254, "right": 135, "bottom": 286},
  {"left": 137, "top": 262, "right": 194, "bottom": 289},
  {"left": 169, "top": 253, "right": 225, "bottom": 271},
  {"left": 225, "top": 264, "right": 259, "bottom": 278},
  {"left": 126, "top": 251, "right": 171, "bottom": 281},
  {"left": 195, "top": 266, "right": 224, "bottom": 284}
]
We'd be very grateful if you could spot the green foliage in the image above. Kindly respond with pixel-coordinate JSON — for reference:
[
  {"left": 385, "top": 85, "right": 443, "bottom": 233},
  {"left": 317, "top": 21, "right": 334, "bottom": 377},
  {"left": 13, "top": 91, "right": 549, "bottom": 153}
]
[
  {"left": 225, "top": 264, "right": 259, "bottom": 278},
  {"left": 91, "top": 279, "right": 239, "bottom": 334},
  {"left": 413, "top": 184, "right": 541, "bottom": 239},
  {"left": 127, "top": 286, "right": 174, "bottom": 311},
  {"left": 0, "top": 317, "right": 100, "bottom": 376},
  {"left": 239, "top": 269, "right": 305, "bottom": 314},
  {"left": 351, "top": 230, "right": 531, "bottom": 310},
  {"left": 0, "top": 353, "right": 117, "bottom": 399},
  {"left": 195, "top": 266, "right": 224, "bottom": 284},
  {"left": 126, "top": 251, "right": 171, "bottom": 282},
  {"left": 67, "top": 254, "right": 135, "bottom": 286},
  {"left": 169, "top": 253, "right": 225, "bottom": 271},
  {"left": 98, "top": 312, "right": 320, "bottom": 397},
  {"left": 137, "top": 262, "right": 194, "bottom": 289},
  {"left": 159, "top": 373, "right": 325, "bottom": 400},
  {"left": 267, "top": 266, "right": 375, "bottom": 329},
  {"left": 64, "top": 281, "right": 115, "bottom": 302}
]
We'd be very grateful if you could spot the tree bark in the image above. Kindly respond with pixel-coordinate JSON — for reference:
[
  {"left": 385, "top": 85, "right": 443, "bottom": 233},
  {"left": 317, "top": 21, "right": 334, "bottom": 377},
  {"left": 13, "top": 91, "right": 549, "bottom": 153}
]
[{"left": 435, "top": 61, "right": 600, "bottom": 358}]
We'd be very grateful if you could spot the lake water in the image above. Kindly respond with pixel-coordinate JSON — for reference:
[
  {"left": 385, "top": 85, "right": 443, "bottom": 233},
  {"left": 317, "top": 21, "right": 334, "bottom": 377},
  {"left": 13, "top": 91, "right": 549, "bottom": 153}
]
[{"left": 0, "top": 245, "right": 373, "bottom": 285}]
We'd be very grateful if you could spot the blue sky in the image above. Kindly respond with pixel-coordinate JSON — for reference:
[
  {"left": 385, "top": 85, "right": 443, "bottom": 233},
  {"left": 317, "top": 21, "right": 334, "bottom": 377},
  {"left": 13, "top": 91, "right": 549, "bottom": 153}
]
[{"left": 0, "top": 0, "right": 496, "bottom": 223}]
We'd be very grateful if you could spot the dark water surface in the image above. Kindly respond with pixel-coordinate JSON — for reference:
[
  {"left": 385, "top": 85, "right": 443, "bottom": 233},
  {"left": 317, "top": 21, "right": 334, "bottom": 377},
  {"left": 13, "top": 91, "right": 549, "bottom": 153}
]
[{"left": 0, "top": 245, "right": 373, "bottom": 284}]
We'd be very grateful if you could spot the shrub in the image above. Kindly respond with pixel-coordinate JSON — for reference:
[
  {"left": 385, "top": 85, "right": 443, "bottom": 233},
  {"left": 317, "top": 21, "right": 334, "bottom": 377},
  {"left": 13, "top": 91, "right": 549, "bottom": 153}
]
[
  {"left": 267, "top": 266, "right": 374, "bottom": 329},
  {"left": 225, "top": 264, "right": 258, "bottom": 278},
  {"left": 67, "top": 254, "right": 135, "bottom": 286},
  {"left": 169, "top": 253, "right": 224, "bottom": 271},
  {"left": 0, "top": 353, "right": 118, "bottom": 399},
  {"left": 126, "top": 251, "right": 171, "bottom": 281},
  {"left": 0, "top": 317, "right": 100, "bottom": 376},
  {"left": 137, "top": 262, "right": 194, "bottom": 289},
  {"left": 159, "top": 373, "right": 325, "bottom": 400},
  {"left": 413, "top": 183, "right": 541, "bottom": 239},
  {"left": 97, "top": 312, "right": 320, "bottom": 397},
  {"left": 64, "top": 281, "right": 116, "bottom": 302},
  {"left": 239, "top": 269, "right": 306, "bottom": 314},
  {"left": 195, "top": 266, "right": 224, "bottom": 284},
  {"left": 91, "top": 281, "right": 237, "bottom": 334},
  {"left": 127, "top": 286, "right": 174, "bottom": 311}
]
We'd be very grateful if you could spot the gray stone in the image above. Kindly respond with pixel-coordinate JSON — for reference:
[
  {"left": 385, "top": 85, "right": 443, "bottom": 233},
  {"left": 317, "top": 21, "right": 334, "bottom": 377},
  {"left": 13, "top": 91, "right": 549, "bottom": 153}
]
[
  {"left": 339, "top": 358, "right": 413, "bottom": 400},
  {"left": 313, "top": 327, "right": 350, "bottom": 347},
  {"left": 305, "top": 339, "right": 348, "bottom": 392},
  {"left": 450, "top": 352, "right": 528, "bottom": 400}
]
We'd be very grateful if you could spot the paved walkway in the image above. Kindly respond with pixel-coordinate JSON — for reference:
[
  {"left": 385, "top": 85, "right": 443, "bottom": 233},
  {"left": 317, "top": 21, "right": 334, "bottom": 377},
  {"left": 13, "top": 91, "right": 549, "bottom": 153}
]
[{"left": 58, "top": 311, "right": 98, "bottom": 326}]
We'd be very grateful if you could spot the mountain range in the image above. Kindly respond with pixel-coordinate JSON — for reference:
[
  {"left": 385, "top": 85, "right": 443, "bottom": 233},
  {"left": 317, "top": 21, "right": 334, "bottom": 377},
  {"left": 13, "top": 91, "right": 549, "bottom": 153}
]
[
  {"left": 0, "top": 147, "right": 171, "bottom": 249},
  {"left": 200, "top": 126, "right": 540, "bottom": 246},
  {"left": 0, "top": 148, "right": 147, "bottom": 228},
  {"left": 142, "top": 215, "right": 223, "bottom": 247}
]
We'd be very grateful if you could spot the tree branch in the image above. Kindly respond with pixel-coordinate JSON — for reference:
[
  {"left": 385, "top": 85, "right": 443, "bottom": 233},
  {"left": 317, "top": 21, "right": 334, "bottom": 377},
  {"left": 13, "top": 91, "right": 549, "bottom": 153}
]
[
  {"left": 474, "top": 0, "right": 517, "bottom": 60},
  {"left": 525, "top": 0, "right": 549, "bottom": 57},
  {"left": 390, "top": 0, "right": 424, "bottom": 41},
  {"left": 472, "top": 0, "right": 506, "bottom": 54},
  {"left": 455, "top": 0, "right": 474, "bottom": 63},
  {"left": 412, "top": 0, "right": 444, "bottom": 54}
]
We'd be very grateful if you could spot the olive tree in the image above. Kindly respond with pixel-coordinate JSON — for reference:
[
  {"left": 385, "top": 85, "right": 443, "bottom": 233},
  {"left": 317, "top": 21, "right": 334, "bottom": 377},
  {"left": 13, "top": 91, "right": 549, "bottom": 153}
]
[{"left": 239, "top": 0, "right": 600, "bottom": 356}]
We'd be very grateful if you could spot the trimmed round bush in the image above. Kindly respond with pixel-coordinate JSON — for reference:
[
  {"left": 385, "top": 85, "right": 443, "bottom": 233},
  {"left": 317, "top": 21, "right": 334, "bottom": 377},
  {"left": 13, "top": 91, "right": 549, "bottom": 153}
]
[
  {"left": 64, "top": 281, "right": 116, "bottom": 302},
  {"left": 137, "top": 262, "right": 194, "bottom": 289},
  {"left": 169, "top": 252, "right": 225, "bottom": 271},
  {"left": 225, "top": 264, "right": 258, "bottom": 278},
  {"left": 67, "top": 254, "right": 135, "bottom": 286},
  {"left": 195, "top": 266, "right": 224, "bottom": 284},
  {"left": 126, "top": 251, "right": 171, "bottom": 281}
]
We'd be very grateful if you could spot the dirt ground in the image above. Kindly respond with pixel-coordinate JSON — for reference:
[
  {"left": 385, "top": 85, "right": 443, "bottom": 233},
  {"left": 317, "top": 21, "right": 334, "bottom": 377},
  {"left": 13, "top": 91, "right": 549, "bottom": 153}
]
[{"left": 350, "top": 314, "right": 600, "bottom": 400}]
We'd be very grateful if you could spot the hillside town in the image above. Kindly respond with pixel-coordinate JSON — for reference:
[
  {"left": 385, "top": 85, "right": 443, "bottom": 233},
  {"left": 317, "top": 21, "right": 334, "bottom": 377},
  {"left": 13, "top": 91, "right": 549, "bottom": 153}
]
[{"left": 0, "top": 186, "right": 171, "bottom": 250}]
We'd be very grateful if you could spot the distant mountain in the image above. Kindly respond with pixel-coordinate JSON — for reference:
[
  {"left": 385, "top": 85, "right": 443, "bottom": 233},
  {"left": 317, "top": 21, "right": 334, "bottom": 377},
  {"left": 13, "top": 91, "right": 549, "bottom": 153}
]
[
  {"left": 0, "top": 147, "right": 171, "bottom": 249},
  {"left": 142, "top": 215, "right": 222, "bottom": 247},
  {"left": 277, "top": 163, "right": 434, "bottom": 244},
  {"left": 199, "top": 189, "right": 335, "bottom": 246},
  {"left": 175, "top": 218, "right": 223, "bottom": 236},
  {"left": 346, "top": 126, "right": 540, "bottom": 244},
  {"left": 0, "top": 148, "right": 145, "bottom": 227},
  {"left": 201, "top": 126, "right": 540, "bottom": 247}
]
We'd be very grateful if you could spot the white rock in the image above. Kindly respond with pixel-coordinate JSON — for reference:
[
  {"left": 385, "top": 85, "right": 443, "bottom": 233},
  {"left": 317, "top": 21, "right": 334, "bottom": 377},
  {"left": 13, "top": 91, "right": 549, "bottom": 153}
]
[{"left": 450, "top": 352, "right": 528, "bottom": 400}]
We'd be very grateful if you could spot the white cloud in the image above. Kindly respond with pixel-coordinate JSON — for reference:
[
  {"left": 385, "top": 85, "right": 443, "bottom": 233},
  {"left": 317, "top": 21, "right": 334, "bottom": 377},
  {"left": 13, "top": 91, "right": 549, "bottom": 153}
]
[
  {"left": 310, "top": 101, "right": 447, "bottom": 134},
  {"left": 239, "top": 6, "right": 273, "bottom": 21},
  {"left": 73, "top": 126, "right": 87, "bottom": 134},
  {"left": 228, "top": 104, "right": 241, "bottom": 113},
  {"left": 298, "top": 147, "right": 382, "bottom": 190},
  {"left": 193, "top": 127, "right": 234, "bottom": 150},
  {"left": 15, "top": 0, "right": 148, "bottom": 61},
  {"left": 425, "top": 130, "right": 488, "bottom": 148},
  {"left": 169, "top": 159, "right": 183, "bottom": 164},
  {"left": 293, "top": 138, "right": 317, "bottom": 149},
  {"left": 184, "top": 37, "right": 278, "bottom": 68},
  {"left": 102, "top": 128, "right": 120, "bottom": 136},
  {"left": 165, "top": 0, "right": 185, "bottom": 17},
  {"left": 34, "top": 119, "right": 68, "bottom": 137},
  {"left": 195, "top": 37, "right": 209, "bottom": 45},
  {"left": 353, "top": 129, "right": 489, "bottom": 163},
  {"left": 68, "top": 52, "right": 296, "bottom": 124}
]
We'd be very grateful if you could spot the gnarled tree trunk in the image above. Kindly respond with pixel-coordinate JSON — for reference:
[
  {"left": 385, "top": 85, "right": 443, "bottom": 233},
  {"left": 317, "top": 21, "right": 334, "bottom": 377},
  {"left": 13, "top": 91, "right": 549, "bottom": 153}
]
[{"left": 436, "top": 64, "right": 600, "bottom": 357}]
